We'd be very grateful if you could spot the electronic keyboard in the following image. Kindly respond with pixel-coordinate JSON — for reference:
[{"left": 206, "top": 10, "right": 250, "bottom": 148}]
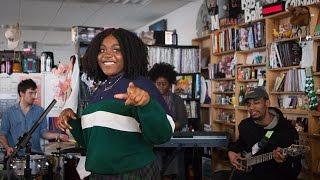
[{"left": 155, "top": 131, "right": 229, "bottom": 148}]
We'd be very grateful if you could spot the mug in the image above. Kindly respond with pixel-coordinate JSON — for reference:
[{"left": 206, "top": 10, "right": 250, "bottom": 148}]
[{"left": 223, "top": 96, "right": 232, "bottom": 105}]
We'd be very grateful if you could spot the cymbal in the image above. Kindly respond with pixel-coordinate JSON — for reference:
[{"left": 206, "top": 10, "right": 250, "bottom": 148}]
[{"left": 43, "top": 141, "right": 76, "bottom": 155}]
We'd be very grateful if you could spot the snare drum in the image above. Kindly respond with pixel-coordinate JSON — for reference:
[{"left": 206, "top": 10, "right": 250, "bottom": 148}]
[{"left": 11, "top": 155, "right": 50, "bottom": 177}]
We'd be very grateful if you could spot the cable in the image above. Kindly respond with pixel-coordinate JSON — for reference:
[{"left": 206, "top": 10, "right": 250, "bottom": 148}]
[{"left": 40, "top": 0, "right": 65, "bottom": 43}]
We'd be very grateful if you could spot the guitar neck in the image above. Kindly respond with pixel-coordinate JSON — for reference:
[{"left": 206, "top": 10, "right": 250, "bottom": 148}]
[{"left": 246, "top": 148, "right": 287, "bottom": 166}]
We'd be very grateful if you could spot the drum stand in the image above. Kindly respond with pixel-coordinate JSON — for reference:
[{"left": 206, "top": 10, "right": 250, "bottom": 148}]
[
  {"left": 55, "top": 147, "right": 64, "bottom": 179},
  {"left": 24, "top": 143, "right": 32, "bottom": 180},
  {"left": 22, "top": 143, "right": 32, "bottom": 180},
  {"left": 51, "top": 140, "right": 64, "bottom": 180},
  {"left": 3, "top": 156, "right": 14, "bottom": 180}
]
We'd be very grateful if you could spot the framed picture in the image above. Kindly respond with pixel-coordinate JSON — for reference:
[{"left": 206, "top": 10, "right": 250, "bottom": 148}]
[{"left": 174, "top": 73, "right": 201, "bottom": 100}]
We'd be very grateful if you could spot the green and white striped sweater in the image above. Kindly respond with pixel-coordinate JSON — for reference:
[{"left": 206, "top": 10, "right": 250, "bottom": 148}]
[{"left": 69, "top": 98, "right": 174, "bottom": 174}]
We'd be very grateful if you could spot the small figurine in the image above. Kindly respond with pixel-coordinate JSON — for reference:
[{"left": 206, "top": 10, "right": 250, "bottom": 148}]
[{"left": 272, "top": 29, "right": 280, "bottom": 38}]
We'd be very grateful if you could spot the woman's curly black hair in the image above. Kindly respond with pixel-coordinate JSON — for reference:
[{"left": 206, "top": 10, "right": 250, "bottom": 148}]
[
  {"left": 148, "top": 62, "right": 177, "bottom": 85},
  {"left": 82, "top": 28, "right": 149, "bottom": 82}
]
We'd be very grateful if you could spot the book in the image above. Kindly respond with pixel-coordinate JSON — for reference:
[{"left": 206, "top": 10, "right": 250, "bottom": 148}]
[
  {"left": 174, "top": 74, "right": 193, "bottom": 99},
  {"left": 317, "top": 46, "right": 320, "bottom": 72}
]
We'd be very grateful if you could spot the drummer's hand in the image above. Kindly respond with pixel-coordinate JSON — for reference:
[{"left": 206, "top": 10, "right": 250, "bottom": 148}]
[
  {"left": 57, "top": 108, "right": 77, "bottom": 131},
  {"left": 57, "top": 133, "right": 69, "bottom": 142},
  {"left": 114, "top": 82, "right": 150, "bottom": 106},
  {"left": 4, "top": 146, "right": 14, "bottom": 156}
]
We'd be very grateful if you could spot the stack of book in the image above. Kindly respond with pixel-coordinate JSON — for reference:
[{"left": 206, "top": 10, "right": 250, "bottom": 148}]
[{"left": 269, "top": 41, "right": 302, "bottom": 68}]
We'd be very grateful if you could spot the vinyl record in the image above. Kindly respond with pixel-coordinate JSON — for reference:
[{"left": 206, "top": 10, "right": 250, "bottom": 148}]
[{"left": 196, "top": 3, "right": 209, "bottom": 37}]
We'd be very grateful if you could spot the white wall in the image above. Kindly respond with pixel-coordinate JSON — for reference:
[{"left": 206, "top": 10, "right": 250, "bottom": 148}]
[{"left": 135, "top": 0, "right": 202, "bottom": 45}]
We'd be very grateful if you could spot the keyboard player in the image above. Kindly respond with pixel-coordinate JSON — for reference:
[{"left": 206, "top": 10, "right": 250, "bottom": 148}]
[{"left": 149, "top": 63, "right": 188, "bottom": 180}]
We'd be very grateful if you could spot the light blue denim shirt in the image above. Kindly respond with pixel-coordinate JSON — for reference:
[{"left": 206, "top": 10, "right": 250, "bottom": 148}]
[{"left": 0, "top": 103, "right": 47, "bottom": 154}]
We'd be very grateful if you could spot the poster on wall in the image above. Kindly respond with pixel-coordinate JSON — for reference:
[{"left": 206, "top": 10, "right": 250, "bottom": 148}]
[
  {"left": 43, "top": 55, "right": 79, "bottom": 118},
  {"left": 0, "top": 74, "right": 19, "bottom": 123},
  {"left": 174, "top": 74, "right": 194, "bottom": 99},
  {"left": 43, "top": 73, "right": 67, "bottom": 117}
]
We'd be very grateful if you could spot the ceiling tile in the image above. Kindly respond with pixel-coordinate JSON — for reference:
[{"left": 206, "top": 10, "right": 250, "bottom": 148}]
[
  {"left": 41, "top": 31, "right": 71, "bottom": 45},
  {"left": 50, "top": 2, "right": 103, "bottom": 27},
  {"left": 0, "top": 0, "right": 20, "bottom": 25},
  {"left": 20, "top": 0, "right": 62, "bottom": 26}
]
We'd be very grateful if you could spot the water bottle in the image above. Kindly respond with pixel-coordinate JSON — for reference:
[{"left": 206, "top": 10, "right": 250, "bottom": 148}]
[
  {"left": 46, "top": 56, "right": 52, "bottom": 72},
  {"left": 172, "top": 30, "right": 178, "bottom": 45},
  {"left": 40, "top": 53, "right": 47, "bottom": 72},
  {"left": 5, "top": 58, "right": 13, "bottom": 74}
]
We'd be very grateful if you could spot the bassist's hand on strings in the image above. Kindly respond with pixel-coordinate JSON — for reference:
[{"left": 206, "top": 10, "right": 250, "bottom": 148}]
[
  {"left": 273, "top": 147, "right": 286, "bottom": 163},
  {"left": 228, "top": 151, "right": 246, "bottom": 171}
]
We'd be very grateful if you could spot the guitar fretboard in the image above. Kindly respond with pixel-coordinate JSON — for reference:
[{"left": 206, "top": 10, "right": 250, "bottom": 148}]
[{"left": 247, "top": 148, "right": 287, "bottom": 166}]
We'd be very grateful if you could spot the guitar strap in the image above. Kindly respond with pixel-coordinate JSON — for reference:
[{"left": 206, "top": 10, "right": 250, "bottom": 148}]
[{"left": 252, "top": 130, "right": 274, "bottom": 155}]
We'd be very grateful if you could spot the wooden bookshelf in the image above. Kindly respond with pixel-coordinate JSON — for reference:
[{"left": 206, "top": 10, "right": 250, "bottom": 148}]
[
  {"left": 313, "top": 71, "right": 320, "bottom": 76},
  {"left": 192, "top": 34, "right": 210, "bottom": 42},
  {"left": 236, "top": 106, "right": 248, "bottom": 111},
  {"left": 192, "top": 31, "right": 212, "bottom": 133},
  {"left": 237, "top": 46, "right": 266, "bottom": 54},
  {"left": 237, "top": 63, "right": 266, "bottom": 68},
  {"left": 193, "top": 4, "right": 320, "bottom": 173},
  {"left": 212, "top": 91, "right": 235, "bottom": 94},
  {"left": 273, "top": 35, "right": 306, "bottom": 43},
  {"left": 213, "top": 50, "right": 235, "bottom": 56},
  {"left": 237, "top": 79, "right": 261, "bottom": 83},
  {"left": 266, "top": 11, "right": 291, "bottom": 20},
  {"left": 214, "top": 120, "right": 235, "bottom": 127},
  {"left": 280, "top": 108, "right": 309, "bottom": 115},
  {"left": 298, "top": 132, "right": 310, "bottom": 137},
  {"left": 200, "top": 104, "right": 211, "bottom": 108},
  {"left": 237, "top": 18, "right": 265, "bottom": 28},
  {"left": 213, "top": 77, "right": 236, "bottom": 81},
  {"left": 270, "top": 91, "right": 306, "bottom": 95},
  {"left": 313, "top": 36, "right": 320, "bottom": 42},
  {"left": 311, "top": 111, "right": 320, "bottom": 116},
  {"left": 212, "top": 104, "right": 235, "bottom": 110},
  {"left": 268, "top": 65, "right": 301, "bottom": 71},
  {"left": 310, "top": 134, "right": 320, "bottom": 139}
]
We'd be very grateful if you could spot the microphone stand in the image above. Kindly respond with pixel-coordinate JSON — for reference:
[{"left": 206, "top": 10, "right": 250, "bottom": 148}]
[{"left": 5, "top": 99, "right": 57, "bottom": 180}]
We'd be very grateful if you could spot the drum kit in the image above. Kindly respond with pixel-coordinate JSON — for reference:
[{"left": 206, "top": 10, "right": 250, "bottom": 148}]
[
  {"left": 1, "top": 100, "right": 87, "bottom": 179},
  {"left": 2, "top": 141, "right": 85, "bottom": 180},
  {"left": 9, "top": 154, "right": 50, "bottom": 178}
]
